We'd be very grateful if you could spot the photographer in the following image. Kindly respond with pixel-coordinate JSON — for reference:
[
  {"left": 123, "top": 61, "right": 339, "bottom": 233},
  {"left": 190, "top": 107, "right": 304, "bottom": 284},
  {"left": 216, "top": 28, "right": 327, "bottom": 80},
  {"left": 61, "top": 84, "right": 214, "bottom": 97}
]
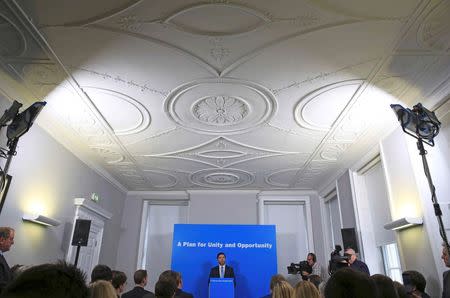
[
  {"left": 301, "top": 253, "right": 321, "bottom": 278},
  {"left": 344, "top": 248, "right": 370, "bottom": 276}
]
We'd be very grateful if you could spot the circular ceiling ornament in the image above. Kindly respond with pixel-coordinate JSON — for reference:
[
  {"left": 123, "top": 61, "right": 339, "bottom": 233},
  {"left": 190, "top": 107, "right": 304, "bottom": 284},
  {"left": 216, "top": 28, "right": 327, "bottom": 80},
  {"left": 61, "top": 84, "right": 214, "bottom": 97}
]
[
  {"left": 190, "top": 168, "right": 254, "bottom": 188},
  {"left": 193, "top": 95, "right": 249, "bottom": 125},
  {"left": 165, "top": 78, "right": 277, "bottom": 135}
]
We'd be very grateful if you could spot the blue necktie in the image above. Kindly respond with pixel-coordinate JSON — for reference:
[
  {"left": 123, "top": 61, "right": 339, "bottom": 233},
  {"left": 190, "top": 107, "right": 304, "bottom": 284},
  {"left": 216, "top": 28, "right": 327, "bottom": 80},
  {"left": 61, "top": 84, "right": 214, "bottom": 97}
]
[{"left": 220, "top": 266, "right": 224, "bottom": 278}]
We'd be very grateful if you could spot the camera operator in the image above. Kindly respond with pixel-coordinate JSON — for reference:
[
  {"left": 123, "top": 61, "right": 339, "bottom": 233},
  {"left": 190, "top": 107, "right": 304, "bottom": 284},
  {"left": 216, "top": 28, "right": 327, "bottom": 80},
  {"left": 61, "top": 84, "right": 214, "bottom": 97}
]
[
  {"left": 344, "top": 248, "right": 370, "bottom": 275},
  {"left": 301, "top": 253, "right": 321, "bottom": 278}
]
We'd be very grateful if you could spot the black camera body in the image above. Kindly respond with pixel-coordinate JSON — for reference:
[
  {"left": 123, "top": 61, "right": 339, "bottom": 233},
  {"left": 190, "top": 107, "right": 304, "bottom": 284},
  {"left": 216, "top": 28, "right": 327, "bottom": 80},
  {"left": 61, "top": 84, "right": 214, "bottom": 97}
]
[
  {"left": 328, "top": 245, "right": 350, "bottom": 275},
  {"left": 287, "top": 260, "right": 312, "bottom": 277}
]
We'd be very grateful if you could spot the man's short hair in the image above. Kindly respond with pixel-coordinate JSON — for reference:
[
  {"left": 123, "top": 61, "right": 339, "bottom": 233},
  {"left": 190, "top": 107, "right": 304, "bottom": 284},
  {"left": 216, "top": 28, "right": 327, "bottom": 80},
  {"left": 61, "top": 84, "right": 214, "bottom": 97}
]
[
  {"left": 155, "top": 279, "right": 177, "bottom": 298},
  {"left": 111, "top": 270, "right": 127, "bottom": 289},
  {"left": 158, "top": 270, "right": 180, "bottom": 288},
  {"left": 216, "top": 252, "right": 225, "bottom": 259},
  {"left": 269, "top": 274, "right": 286, "bottom": 291},
  {"left": 0, "top": 227, "right": 14, "bottom": 239},
  {"left": 307, "top": 253, "right": 317, "bottom": 263},
  {"left": 91, "top": 264, "right": 113, "bottom": 283},
  {"left": 324, "top": 267, "right": 377, "bottom": 298},
  {"left": 134, "top": 269, "right": 148, "bottom": 284},
  {"left": 1, "top": 261, "right": 88, "bottom": 298},
  {"left": 402, "top": 270, "right": 427, "bottom": 292}
]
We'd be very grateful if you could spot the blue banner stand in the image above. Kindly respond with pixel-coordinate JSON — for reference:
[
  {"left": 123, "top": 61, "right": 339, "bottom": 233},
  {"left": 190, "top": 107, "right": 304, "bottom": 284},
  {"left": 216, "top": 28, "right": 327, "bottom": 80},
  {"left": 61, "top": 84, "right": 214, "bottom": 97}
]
[{"left": 209, "top": 278, "right": 234, "bottom": 298}]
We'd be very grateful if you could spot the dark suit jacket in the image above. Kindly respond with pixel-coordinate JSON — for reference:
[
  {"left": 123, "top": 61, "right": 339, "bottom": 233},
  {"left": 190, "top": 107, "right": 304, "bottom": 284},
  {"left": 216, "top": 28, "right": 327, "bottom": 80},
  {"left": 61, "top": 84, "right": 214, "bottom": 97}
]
[
  {"left": 209, "top": 265, "right": 235, "bottom": 279},
  {"left": 209, "top": 265, "right": 235, "bottom": 286},
  {"left": 122, "top": 286, "right": 154, "bottom": 298},
  {"left": 175, "top": 288, "right": 194, "bottom": 298},
  {"left": 0, "top": 254, "right": 12, "bottom": 292}
]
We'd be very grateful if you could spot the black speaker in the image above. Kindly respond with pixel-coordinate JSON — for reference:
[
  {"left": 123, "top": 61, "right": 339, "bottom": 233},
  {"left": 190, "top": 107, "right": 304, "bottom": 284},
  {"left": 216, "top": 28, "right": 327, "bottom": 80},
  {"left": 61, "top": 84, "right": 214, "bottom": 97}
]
[
  {"left": 341, "top": 228, "right": 358, "bottom": 253},
  {"left": 71, "top": 219, "right": 91, "bottom": 246}
]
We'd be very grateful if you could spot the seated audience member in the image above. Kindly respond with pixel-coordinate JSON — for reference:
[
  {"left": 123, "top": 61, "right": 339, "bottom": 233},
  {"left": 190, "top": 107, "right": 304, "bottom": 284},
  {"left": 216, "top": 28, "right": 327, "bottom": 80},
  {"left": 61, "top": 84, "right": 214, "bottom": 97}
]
[
  {"left": 324, "top": 267, "right": 377, "bottom": 298},
  {"left": 308, "top": 275, "right": 322, "bottom": 290},
  {"left": 91, "top": 265, "right": 113, "bottom": 283},
  {"left": 90, "top": 280, "right": 117, "bottom": 298},
  {"left": 152, "top": 280, "right": 176, "bottom": 298},
  {"left": 272, "top": 280, "right": 293, "bottom": 298},
  {"left": 0, "top": 261, "right": 89, "bottom": 298},
  {"left": 294, "top": 280, "right": 320, "bottom": 298},
  {"left": 112, "top": 270, "right": 127, "bottom": 297},
  {"left": 158, "top": 270, "right": 193, "bottom": 298},
  {"left": 402, "top": 270, "right": 430, "bottom": 298},
  {"left": 370, "top": 274, "right": 398, "bottom": 298},
  {"left": 344, "top": 248, "right": 370, "bottom": 275},
  {"left": 261, "top": 274, "right": 287, "bottom": 298},
  {"left": 393, "top": 281, "right": 408, "bottom": 298},
  {"left": 122, "top": 269, "right": 154, "bottom": 298}
]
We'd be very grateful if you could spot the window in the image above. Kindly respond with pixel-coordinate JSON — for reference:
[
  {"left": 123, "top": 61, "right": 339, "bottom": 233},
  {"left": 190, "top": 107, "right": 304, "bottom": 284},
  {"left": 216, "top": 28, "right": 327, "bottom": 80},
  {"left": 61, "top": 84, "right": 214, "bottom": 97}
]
[{"left": 381, "top": 242, "right": 402, "bottom": 282}]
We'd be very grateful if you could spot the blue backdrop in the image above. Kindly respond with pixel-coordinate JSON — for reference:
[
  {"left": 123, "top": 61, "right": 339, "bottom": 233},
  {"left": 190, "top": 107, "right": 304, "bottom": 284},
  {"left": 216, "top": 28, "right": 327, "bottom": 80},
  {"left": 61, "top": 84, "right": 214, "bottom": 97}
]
[{"left": 171, "top": 224, "right": 277, "bottom": 298}]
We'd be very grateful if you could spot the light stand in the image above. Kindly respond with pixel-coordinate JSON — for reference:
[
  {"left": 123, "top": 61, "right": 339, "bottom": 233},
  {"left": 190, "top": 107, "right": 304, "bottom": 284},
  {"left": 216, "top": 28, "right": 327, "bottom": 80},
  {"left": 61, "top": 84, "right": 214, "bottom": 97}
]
[
  {"left": 0, "top": 100, "right": 46, "bottom": 196},
  {"left": 390, "top": 103, "right": 450, "bottom": 258}
]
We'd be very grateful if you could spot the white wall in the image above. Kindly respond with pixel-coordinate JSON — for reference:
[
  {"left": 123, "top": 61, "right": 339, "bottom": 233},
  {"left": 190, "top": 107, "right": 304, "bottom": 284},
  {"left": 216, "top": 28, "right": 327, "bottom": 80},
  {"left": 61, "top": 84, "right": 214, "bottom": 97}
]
[
  {"left": 0, "top": 97, "right": 126, "bottom": 269},
  {"left": 188, "top": 190, "right": 258, "bottom": 224}
]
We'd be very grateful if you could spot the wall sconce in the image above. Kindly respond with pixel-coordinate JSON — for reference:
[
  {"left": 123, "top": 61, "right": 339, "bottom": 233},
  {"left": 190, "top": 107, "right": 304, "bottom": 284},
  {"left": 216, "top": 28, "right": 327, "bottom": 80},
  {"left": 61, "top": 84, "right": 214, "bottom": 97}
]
[
  {"left": 22, "top": 213, "right": 60, "bottom": 227},
  {"left": 384, "top": 217, "right": 423, "bottom": 231}
]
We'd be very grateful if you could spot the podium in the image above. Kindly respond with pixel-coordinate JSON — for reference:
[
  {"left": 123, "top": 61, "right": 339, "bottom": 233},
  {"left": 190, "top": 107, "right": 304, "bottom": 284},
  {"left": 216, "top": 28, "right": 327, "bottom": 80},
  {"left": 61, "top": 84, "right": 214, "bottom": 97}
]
[{"left": 209, "top": 278, "right": 234, "bottom": 298}]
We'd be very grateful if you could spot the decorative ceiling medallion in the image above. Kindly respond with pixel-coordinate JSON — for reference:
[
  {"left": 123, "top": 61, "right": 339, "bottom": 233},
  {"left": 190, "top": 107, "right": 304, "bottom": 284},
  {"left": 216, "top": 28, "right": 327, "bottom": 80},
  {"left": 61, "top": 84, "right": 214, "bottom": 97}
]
[
  {"left": 193, "top": 96, "right": 248, "bottom": 125},
  {"left": 165, "top": 78, "right": 276, "bottom": 135},
  {"left": 0, "top": 13, "right": 26, "bottom": 56},
  {"left": 190, "top": 168, "right": 254, "bottom": 188},
  {"left": 165, "top": 3, "right": 270, "bottom": 37},
  {"left": 82, "top": 87, "right": 151, "bottom": 136},
  {"left": 295, "top": 80, "right": 363, "bottom": 131},
  {"left": 418, "top": 0, "right": 450, "bottom": 52}
]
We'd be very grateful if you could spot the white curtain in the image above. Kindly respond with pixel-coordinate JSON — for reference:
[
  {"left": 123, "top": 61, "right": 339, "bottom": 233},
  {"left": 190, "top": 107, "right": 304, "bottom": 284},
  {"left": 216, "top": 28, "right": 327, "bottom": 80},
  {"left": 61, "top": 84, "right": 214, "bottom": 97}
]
[{"left": 142, "top": 203, "right": 188, "bottom": 291}]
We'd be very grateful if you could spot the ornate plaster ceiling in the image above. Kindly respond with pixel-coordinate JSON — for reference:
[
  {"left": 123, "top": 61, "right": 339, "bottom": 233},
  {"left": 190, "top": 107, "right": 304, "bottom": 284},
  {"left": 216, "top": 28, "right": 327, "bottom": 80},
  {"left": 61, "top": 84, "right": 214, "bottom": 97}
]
[{"left": 0, "top": 0, "right": 449, "bottom": 192}]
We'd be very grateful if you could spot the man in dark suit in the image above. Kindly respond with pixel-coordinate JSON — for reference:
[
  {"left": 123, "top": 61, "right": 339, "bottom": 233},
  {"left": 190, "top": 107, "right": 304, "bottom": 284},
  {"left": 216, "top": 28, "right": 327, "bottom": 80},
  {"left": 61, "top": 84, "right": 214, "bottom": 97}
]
[
  {"left": 122, "top": 269, "right": 155, "bottom": 298},
  {"left": 0, "top": 227, "right": 14, "bottom": 293},
  {"left": 159, "top": 270, "right": 193, "bottom": 298},
  {"left": 209, "top": 252, "right": 235, "bottom": 285}
]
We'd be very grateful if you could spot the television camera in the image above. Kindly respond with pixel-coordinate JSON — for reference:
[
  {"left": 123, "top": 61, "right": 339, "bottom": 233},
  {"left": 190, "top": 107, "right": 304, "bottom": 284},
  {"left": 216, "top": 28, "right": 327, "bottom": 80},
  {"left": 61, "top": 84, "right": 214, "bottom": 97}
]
[
  {"left": 328, "top": 245, "right": 350, "bottom": 275},
  {"left": 287, "top": 260, "right": 312, "bottom": 280}
]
